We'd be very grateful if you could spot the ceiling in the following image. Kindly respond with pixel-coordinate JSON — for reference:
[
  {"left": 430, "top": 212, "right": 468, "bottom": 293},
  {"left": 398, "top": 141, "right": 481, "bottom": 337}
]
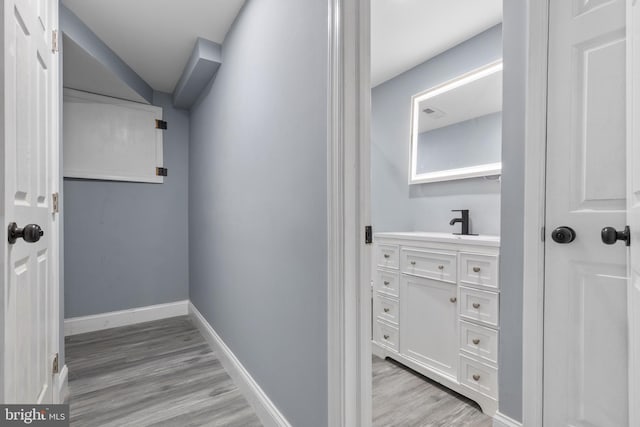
[
  {"left": 62, "top": 0, "right": 245, "bottom": 93},
  {"left": 372, "top": 0, "right": 502, "bottom": 87}
]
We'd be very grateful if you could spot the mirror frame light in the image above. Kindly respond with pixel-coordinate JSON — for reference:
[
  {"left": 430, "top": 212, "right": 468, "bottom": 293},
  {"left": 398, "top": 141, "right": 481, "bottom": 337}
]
[{"left": 409, "top": 60, "right": 503, "bottom": 185}]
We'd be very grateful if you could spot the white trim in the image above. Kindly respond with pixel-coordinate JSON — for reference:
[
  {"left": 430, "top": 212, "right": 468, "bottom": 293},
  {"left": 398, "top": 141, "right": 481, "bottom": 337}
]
[
  {"left": 327, "top": 0, "right": 372, "bottom": 425},
  {"left": 493, "top": 411, "right": 523, "bottom": 427},
  {"left": 627, "top": 2, "right": 640, "bottom": 425},
  {"left": 53, "top": 364, "right": 68, "bottom": 404},
  {"left": 188, "top": 302, "right": 291, "bottom": 427},
  {"left": 64, "top": 300, "right": 189, "bottom": 336},
  {"left": 51, "top": 0, "right": 62, "bottom": 406},
  {"left": 522, "top": 0, "right": 550, "bottom": 426}
]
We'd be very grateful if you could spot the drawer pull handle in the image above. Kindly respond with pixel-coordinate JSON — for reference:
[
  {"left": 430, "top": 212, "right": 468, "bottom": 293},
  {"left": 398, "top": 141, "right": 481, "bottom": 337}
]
[
  {"left": 383, "top": 281, "right": 390, "bottom": 286},
  {"left": 383, "top": 308, "right": 390, "bottom": 313},
  {"left": 410, "top": 261, "right": 416, "bottom": 265},
  {"left": 383, "top": 334, "right": 390, "bottom": 340},
  {"left": 449, "top": 297, "right": 457, "bottom": 303},
  {"left": 472, "top": 303, "right": 481, "bottom": 309},
  {"left": 472, "top": 374, "right": 481, "bottom": 381},
  {"left": 473, "top": 267, "right": 481, "bottom": 273},
  {"left": 438, "top": 265, "right": 444, "bottom": 270},
  {"left": 472, "top": 338, "right": 481, "bottom": 345},
  {"left": 384, "top": 254, "right": 390, "bottom": 259}
]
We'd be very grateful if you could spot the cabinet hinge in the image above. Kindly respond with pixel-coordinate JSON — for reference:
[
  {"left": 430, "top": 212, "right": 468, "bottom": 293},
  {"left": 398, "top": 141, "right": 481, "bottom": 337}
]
[
  {"left": 155, "top": 119, "right": 168, "bottom": 130},
  {"left": 541, "top": 226, "right": 546, "bottom": 242},
  {"left": 52, "top": 30, "right": 59, "bottom": 53},
  {"left": 52, "top": 192, "right": 59, "bottom": 213},
  {"left": 156, "top": 167, "right": 168, "bottom": 177},
  {"left": 365, "top": 225, "right": 373, "bottom": 244},
  {"left": 52, "top": 353, "right": 59, "bottom": 374}
]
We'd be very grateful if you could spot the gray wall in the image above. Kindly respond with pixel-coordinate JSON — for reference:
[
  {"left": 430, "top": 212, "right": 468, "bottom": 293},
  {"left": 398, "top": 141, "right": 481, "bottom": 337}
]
[
  {"left": 372, "top": 24, "right": 502, "bottom": 235},
  {"left": 498, "top": 0, "right": 526, "bottom": 421},
  {"left": 188, "top": 1, "right": 328, "bottom": 425},
  {"left": 63, "top": 91, "right": 189, "bottom": 318}
]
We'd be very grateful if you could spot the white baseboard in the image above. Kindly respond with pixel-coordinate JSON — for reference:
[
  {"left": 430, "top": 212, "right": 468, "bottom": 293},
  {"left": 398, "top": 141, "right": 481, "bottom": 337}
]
[
  {"left": 54, "top": 364, "right": 69, "bottom": 404},
  {"left": 493, "top": 411, "right": 523, "bottom": 427},
  {"left": 188, "top": 302, "right": 291, "bottom": 427},
  {"left": 64, "top": 300, "right": 189, "bottom": 336}
]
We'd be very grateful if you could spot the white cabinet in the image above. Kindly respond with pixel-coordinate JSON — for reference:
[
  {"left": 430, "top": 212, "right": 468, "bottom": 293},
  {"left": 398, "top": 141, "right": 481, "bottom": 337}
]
[
  {"left": 371, "top": 232, "right": 500, "bottom": 416},
  {"left": 400, "top": 275, "right": 458, "bottom": 377}
]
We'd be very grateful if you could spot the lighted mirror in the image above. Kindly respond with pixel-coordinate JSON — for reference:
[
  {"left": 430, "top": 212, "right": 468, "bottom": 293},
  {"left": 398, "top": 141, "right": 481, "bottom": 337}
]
[{"left": 409, "top": 60, "right": 503, "bottom": 184}]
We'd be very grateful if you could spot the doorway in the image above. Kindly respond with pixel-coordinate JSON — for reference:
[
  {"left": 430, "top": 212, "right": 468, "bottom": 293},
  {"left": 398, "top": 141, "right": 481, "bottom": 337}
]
[{"left": 368, "top": 1, "right": 502, "bottom": 425}]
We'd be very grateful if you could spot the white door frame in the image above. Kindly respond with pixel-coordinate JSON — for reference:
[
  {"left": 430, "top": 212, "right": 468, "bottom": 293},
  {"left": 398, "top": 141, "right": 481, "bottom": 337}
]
[
  {"left": 327, "top": 0, "right": 372, "bottom": 425},
  {"left": 627, "top": 1, "right": 640, "bottom": 425},
  {"left": 50, "top": 2, "right": 63, "bottom": 402},
  {"left": 521, "top": 0, "right": 550, "bottom": 425}
]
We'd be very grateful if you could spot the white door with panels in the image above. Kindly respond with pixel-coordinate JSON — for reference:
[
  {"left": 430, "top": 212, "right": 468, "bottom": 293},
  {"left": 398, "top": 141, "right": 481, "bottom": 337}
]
[
  {"left": 543, "top": 0, "right": 636, "bottom": 425},
  {"left": 2, "top": 0, "right": 59, "bottom": 403}
]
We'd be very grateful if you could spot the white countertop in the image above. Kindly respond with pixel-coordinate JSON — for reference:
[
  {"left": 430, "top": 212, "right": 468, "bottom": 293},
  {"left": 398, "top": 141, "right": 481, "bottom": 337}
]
[{"left": 374, "top": 231, "right": 500, "bottom": 247}]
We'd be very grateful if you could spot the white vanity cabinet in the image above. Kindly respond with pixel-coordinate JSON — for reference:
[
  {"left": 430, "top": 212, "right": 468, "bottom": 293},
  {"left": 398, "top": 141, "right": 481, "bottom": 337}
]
[{"left": 372, "top": 232, "right": 500, "bottom": 416}]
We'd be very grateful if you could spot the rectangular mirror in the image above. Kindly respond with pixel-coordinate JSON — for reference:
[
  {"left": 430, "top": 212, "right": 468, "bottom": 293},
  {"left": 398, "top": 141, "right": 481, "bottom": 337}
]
[{"left": 409, "top": 60, "right": 503, "bottom": 184}]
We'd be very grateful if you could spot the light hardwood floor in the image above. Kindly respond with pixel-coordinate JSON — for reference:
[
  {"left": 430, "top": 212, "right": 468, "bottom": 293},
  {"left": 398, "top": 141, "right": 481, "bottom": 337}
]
[
  {"left": 65, "top": 316, "right": 262, "bottom": 427},
  {"left": 372, "top": 355, "right": 492, "bottom": 427}
]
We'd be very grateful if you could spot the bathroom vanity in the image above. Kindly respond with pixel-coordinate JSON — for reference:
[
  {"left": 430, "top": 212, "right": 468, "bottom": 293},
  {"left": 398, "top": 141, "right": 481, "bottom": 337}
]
[{"left": 372, "top": 232, "right": 500, "bottom": 416}]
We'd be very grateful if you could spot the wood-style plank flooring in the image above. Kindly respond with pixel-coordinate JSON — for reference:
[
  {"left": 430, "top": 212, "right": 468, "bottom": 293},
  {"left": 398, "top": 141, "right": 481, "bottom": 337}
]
[
  {"left": 65, "top": 316, "right": 262, "bottom": 427},
  {"left": 372, "top": 355, "right": 492, "bottom": 427}
]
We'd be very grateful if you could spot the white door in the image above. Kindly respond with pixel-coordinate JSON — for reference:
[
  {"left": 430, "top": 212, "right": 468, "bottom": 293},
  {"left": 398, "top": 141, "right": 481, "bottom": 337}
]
[
  {"left": 2, "top": 0, "right": 59, "bottom": 403},
  {"left": 626, "top": 1, "right": 640, "bottom": 425},
  {"left": 544, "top": 0, "right": 629, "bottom": 426}
]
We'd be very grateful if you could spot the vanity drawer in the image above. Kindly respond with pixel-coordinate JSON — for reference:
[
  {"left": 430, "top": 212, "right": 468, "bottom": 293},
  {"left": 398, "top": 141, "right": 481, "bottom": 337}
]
[
  {"left": 376, "top": 244, "right": 400, "bottom": 270},
  {"left": 374, "top": 294, "right": 399, "bottom": 324},
  {"left": 459, "top": 320, "right": 498, "bottom": 365},
  {"left": 401, "top": 248, "right": 457, "bottom": 283},
  {"left": 374, "top": 320, "right": 399, "bottom": 352},
  {"left": 459, "top": 253, "right": 499, "bottom": 290},
  {"left": 374, "top": 269, "right": 399, "bottom": 297},
  {"left": 459, "top": 354, "right": 498, "bottom": 399},
  {"left": 459, "top": 286, "right": 499, "bottom": 328}
]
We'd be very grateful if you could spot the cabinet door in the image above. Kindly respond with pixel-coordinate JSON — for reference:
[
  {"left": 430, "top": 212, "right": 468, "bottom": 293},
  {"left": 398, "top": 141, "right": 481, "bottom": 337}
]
[{"left": 400, "top": 275, "right": 458, "bottom": 377}]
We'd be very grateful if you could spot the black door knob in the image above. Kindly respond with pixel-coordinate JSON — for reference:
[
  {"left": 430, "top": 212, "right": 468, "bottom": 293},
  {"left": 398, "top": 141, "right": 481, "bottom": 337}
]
[
  {"left": 551, "top": 226, "right": 576, "bottom": 244},
  {"left": 7, "top": 222, "right": 44, "bottom": 244},
  {"left": 601, "top": 226, "right": 630, "bottom": 246}
]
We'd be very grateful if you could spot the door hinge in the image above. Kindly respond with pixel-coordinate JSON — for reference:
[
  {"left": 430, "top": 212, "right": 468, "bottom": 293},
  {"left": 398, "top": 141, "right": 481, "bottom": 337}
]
[
  {"left": 156, "top": 167, "right": 168, "bottom": 177},
  {"left": 541, "top": 226, "right": 546, "bottom": 242},
  {"left": 155, "top": 119, "right": 168, "bottom": 130},
  {"left": 52, "top": 30, "right": 59, "bottom": 53},
  {"left": 52, "top": 192, "right": 59, "bottom": 213},
  {"left": 365, "top": 225, "right": 373, "bottom": 244},
  {"left": 52, "top": 353, "right": 59, "bottom": 374}
]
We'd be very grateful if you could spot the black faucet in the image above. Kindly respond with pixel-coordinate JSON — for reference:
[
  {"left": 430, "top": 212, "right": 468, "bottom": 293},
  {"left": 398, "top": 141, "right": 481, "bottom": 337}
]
[{"left": 450, "top": 209, "right": 474, "bottom": 235}]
